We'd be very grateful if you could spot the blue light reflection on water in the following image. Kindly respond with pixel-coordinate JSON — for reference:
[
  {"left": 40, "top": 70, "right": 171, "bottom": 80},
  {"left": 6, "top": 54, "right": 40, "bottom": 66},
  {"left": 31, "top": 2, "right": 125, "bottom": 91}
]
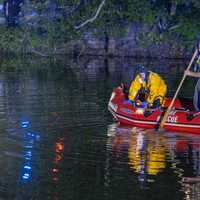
[{"left": 20, "top": 119, "right": 40, "bottom": 183}]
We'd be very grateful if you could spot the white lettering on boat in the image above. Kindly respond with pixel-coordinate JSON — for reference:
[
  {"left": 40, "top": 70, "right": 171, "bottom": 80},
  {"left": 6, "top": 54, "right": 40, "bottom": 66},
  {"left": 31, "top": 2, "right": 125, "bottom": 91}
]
[{"left": 167, "top": 115, "right": 177, "bottom": 123}]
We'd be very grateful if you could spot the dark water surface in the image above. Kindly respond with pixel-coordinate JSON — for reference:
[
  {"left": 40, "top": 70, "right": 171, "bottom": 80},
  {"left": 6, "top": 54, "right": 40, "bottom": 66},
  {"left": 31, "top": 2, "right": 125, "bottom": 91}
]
[{"left": 0, "top": 56, "right": 198, "bottom": 200}]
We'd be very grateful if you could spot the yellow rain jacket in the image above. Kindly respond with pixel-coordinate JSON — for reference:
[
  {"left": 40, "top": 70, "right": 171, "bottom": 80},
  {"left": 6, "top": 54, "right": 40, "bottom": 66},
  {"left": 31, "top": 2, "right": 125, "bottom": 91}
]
[{"left": 129, "top": 71, "right": 167, "bottom": 106}]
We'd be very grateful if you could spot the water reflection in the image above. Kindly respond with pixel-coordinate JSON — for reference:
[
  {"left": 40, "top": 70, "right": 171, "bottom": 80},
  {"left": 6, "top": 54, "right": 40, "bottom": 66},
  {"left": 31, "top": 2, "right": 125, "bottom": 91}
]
[
  {"left": 0, "top": 55, "right": 198, "bottom": 199},
  {"left": 107, "top": 124, "right": 200, "bottom": 198},
  {"left": 51, "top": 137, "right": 64, "bottom": 182},
  {"left": 166, "top": 133, "right": 200, "bottom": 200},
  {"left": 128, "top": 129, "right": 166, "bottom": 178},
  {"left": 20, "top": 118, "right": 40, "bottom": 182},
  {"left": 107, "top": 124, "right": 167, "bottom": 188}
]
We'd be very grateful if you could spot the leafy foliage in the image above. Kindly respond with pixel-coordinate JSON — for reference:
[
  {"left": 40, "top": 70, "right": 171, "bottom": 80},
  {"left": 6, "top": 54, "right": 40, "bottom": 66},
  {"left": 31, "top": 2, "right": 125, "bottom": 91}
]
[{"left": 1, "top": 0, "right": 200, "bottom": 54}]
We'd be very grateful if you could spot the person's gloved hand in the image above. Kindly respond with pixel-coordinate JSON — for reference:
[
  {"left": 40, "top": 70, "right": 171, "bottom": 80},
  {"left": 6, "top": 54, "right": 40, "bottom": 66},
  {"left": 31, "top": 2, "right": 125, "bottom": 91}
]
[
  {"left": 140, "top": 101, "right": 148, "bottom": 108},
  {"left": 134, "top": 100, "right": 148, "bottom": 108},
  {"left": 135, "top": 100, "right": 142, "bottom": 107},
  {"left": 152, "top": 99, "right": 161, "bottom": 108}
]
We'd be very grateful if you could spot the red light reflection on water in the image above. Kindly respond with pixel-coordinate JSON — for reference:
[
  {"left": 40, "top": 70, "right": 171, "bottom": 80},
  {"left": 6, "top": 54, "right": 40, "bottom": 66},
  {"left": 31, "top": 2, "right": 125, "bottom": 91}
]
[{"left": 51, "top": 138, "right": 65, "bottom": 183}]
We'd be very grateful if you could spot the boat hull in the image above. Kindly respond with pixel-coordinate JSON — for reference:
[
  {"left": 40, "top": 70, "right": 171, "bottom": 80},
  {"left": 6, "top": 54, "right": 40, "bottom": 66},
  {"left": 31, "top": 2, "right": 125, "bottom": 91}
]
[{"left": 108, "top": 87, "right": 200, "bottom": 134}]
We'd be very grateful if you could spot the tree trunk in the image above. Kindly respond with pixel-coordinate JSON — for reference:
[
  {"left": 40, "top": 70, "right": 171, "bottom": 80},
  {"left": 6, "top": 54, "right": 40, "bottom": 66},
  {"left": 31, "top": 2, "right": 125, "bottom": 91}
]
[{"left": 170, "top": 1, "right": 177, "bottom": 16}]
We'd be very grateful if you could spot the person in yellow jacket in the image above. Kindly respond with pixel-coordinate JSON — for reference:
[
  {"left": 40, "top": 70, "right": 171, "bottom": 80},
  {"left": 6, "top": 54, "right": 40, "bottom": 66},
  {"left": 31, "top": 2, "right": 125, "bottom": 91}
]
[{"left": 129, "top": 66, "right": 167, "bottom": 108}]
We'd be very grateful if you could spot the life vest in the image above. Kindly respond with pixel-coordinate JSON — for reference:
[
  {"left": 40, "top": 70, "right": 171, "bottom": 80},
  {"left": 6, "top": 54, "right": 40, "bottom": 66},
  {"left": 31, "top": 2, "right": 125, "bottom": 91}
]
[{"left": 128, "top": 71, "right": 167, "bottom": 106}]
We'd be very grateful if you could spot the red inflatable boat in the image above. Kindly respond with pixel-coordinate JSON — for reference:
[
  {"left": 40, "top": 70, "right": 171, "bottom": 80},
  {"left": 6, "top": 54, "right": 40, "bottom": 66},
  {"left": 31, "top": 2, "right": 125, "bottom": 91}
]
[{"left": 108, "top": 86, "right": 200, "bottom": 134}]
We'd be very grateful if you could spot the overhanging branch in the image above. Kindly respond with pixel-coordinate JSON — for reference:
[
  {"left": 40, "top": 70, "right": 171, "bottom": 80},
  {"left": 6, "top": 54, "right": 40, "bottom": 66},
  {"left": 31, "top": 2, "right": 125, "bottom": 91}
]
[{"left": 75, "top": 0, "right": 106, "bottom": 30}]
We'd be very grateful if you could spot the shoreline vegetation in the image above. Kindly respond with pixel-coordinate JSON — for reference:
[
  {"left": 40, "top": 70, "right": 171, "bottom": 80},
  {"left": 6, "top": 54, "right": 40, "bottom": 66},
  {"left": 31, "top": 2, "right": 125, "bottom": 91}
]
[{"left": 0, "top": 0, "right": 200, "bottom": 59}]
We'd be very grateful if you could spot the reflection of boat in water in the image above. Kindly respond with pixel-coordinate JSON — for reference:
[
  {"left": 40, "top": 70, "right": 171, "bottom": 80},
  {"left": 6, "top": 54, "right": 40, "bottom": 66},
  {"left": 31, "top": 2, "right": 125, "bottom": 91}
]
[
  {"left": 107, "top": 123, "right": 200, "bottom": 194},
  {"left": 107, "top": 124, "right": 167, "bottom": 186},
  {"left": 128, "top": 130, "right": 166, "bottom": 176},
  {"left": 108, "top": 86, "right": 200, "bottom": 134}
]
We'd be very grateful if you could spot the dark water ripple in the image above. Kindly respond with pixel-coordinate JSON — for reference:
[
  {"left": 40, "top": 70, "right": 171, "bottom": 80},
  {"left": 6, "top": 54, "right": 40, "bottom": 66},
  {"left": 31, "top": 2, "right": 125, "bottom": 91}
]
[{"left": 0, "top": 56, "right": 198, "bottom": 200}]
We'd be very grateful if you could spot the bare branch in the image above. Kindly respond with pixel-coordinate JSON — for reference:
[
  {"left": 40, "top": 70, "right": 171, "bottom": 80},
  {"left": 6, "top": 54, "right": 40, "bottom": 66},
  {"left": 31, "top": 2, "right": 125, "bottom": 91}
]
[
  {"left": 29, "top": 48, "right": 48, "bottom": 57},
  {"left": 75, "top": 0, "right": 106, "bottom": 30}
]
